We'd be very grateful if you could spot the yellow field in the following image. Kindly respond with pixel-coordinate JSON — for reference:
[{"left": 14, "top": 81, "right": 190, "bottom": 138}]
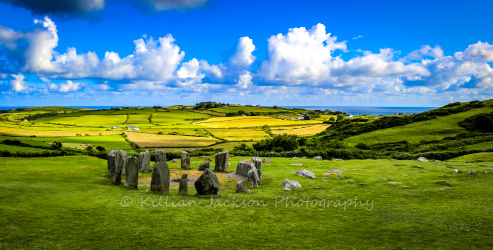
[
  {"left": 206, "top": 128, "right": 270, "bottom": 141},
  {"left": 194, "top": 116, "right": 322, "bottom": 128},
  {"left": 271, "top": 124, "right": 331, "bottom": 135},
  {"left": 0, "top": 126, "right": 120, "bottom": 137},
  {"left": 41, "top": 115, "right": 127, "bottom": 126},
  {"left": 126, "top": 114, "right": 151, "bottom": 124},
  {"left": 138, "top": 128, "right": 205, "bottom": 136},
  {"left": 125, "top": 132, "right": 220, "bottom": 147}
]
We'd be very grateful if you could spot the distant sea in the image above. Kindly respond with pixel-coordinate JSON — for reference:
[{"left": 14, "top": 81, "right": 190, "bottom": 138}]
[
  {"left": 281, "top": 106, "right": 437, "bottom": 115},
  {"left": 0, "top": 106, "right": 437, "bottom": 116}
]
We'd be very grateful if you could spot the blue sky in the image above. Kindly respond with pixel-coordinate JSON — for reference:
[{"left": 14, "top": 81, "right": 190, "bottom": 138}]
[{"left": 0, "top": 0, "right": 492, "bottom": 107}]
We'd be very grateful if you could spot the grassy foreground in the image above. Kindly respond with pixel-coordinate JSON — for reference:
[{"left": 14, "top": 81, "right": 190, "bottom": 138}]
[{"left": 1, "top": 155, "right": 493, "bottom": 249}]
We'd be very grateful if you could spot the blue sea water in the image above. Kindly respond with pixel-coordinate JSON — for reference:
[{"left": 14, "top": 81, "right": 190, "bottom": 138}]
[{"left": 281, "top": 106, "right": 437, "bottom": 115}]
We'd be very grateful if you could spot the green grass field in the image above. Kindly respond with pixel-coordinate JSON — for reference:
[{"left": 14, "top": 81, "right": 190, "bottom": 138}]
[
  {"left": 195, "top": 116, "right": 322, "bottom": 128},
  {"left": 344, "top": 105, "right": 493, "bottom": 145},
  {"left": 36, "top": 115, "right": 128, "bottom": 126},
  {"left": 29, "top": 135, "right": 132, "bottom": 151},
  {"left": 151, "top": 110, "right": 211, "bottom": 127},
  {"left": 0, "top": 156, "right": 492, "bottom": 248}
]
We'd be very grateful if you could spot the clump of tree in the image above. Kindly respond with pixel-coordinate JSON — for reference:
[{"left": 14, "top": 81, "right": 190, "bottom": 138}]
[
  {"left": 51, "top": 141, "right": 62, "bottom": 150},
  {"left": 193, "top": 102, "right": 227, "bottom": 110},
  {"left": 459, "top": 112, "right": 493, "bottom": 132}
]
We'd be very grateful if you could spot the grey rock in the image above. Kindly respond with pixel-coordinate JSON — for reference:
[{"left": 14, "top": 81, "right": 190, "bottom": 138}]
[
  {"left": 252, "top": 157, "right": 262, "bottom": 184},
  {"left": 236, "top": 161, "right": 254, "bottom": 177},
  {"left": 113, "top": 150, "right": 127, "bottom": 184},
  {"left": 150, "top": 162, "right": 170, "bottom": 193},
  {"left": 125, "top": 156, "right": 139, "bottom": 189},
  {"left": 328, "top": 169, "right": 343, "bottom": 173},
  {"left": 107, "top": 150, "right": 117, "bottom": 177},
  {"left": 337, "top": 173, "right": 345, "bottom": 179},
  {"left": 171, "top": 158, "right": 180, "bottom": 163},
  {"left": 302, "top": 156, "right": 307, "bottom": 159},
  {"left": 247, "top": 167, "right": 260, "bottom": 188},
  {"left": 206, "top": 158, "right": 213, "bottom": 162},
  {"left": 466, "top": 170, "right": 477, "bottom": 175},
  {"left": 195, "top": 168, "right": 220, "bottom": 195},
  {"left": 321, "top": 178, "right": 328, "bottom": 182},
  {"left": 313, "top": 156, "right": 323, "bottom": 160},
  {"left": 323, "top": 173, "right": 331, "bottom": 177},
  {"left": 282, "top": 179, "right": 302, "bottom": 189},
  {"left": 332, "top": 158, "right": 344, "bottom": 161},
  {"left": 295, "top": 169, "right": 316, "bottom": 179},
  {"left": 181, "top": 151, "right": 190, "bottom": 170},
  {"left": 236, "top": 180, "right": 247, "bottom": 193},
  {"left": 155, "top": 150, "right": 167, "bottom": 163},
  {"left": 138, "top": 151, "right": 151, "bottom": 172},
  {"left": 291, "top": 163, "right": 303, "bottom": 166},
  {"left": 417, "top": 157, "right": 428, "bottom": 162},
  {"left": 199, "top": 161, "right": 210, "bottom": 171},
  {"left": 215, "top": 151, "right": 229, "bottom": 172},
  {"left": 262, "top": 158, "right": 273, "bottom": 163},
  {"left": 178, "top": 174, "right": 188, "bottom": 195},
  {"left": 451, "top": 169, "right": 462, "bottom": 174},
  {"left": 284, "top": 187, "right": 291, "bottom": 191}
]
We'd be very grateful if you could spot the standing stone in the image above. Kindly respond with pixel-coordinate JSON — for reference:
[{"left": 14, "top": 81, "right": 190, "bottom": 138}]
[
  {"left": 181, "top": 151, "right": 190, "bottom": 170},
  {"left": 199, "top": 161, "right": 210, "bottom": 171},
  {"left": 113, "top": 150, "right": 127, "bottom": 184},
  {"left": 125, "top": 156, "right": 139, "bottom": 189},
  {"left": 195, "top": 168, "right": 220, "bottom": 195},
  {"left": 215, "top": 151, "right": 229, "bottom": 172},
  {"left": 252, "top": 157, "right": 262, "bottom": 184},
  {"left": 178, "top": 174, "right": 188, "bottom": 195},
  {"left": 138, "top": 151, "right": 151, "bottom": 172},
  {"left": 155, "top": 150, "right": 167, "bottom": 163},
  {"left": 236, "top": 180, "right": 247, "bottom": 193},
  {"left": 107, "top": 150, "right": 117, "bottom": 177},
  {"left": 247, "top": 168, "right": 259, "bottom": 188},
  {"left": 150, "top": 162, "right": 170, "bottom": 193},
  {"left": 236, "top": 161, "right": 254, "bottom": 177}
]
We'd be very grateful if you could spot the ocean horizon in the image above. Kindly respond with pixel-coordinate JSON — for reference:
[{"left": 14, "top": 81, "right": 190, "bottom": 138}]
[{"left": 0, "top": 105, "right": 437, "bottom": 115}]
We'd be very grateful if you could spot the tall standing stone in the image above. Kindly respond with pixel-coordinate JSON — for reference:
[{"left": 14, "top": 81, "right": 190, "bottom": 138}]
[
  {"left": 236, "top": 161, "right": 254, "bottom": 177},
  {"left": 155, "top": 150, "right": 167, "bottom": 163},
  {"left": 247, "top": 167, "right": 259, "bottom": 189},
  {"left": 150, "top": 162, "right": 170, "bottom": 193},
  {"left": 138, "top": 151, "right": 151, "bottom": 172},
  {"left": 181, "top": 151, "right": 190, "bottom": 170},
  {"left": 178, "top": 174, "right": 188, "bottom": 195},
  {"left": 125, "top": 155, "right": 139, "bottom": 189},
  {"left": 195, "top": 168, "right": 220, "bottom": 195},
  {"left": 107, "top": 150, "right": 117, "bottom": 177},
  {"left": 114, "top": 150, "right": 127, "bottom": 184},
  {"left": 251, "top": 157, "right": 262, "bottom": 184},
  {"left": 215, "top": 151, "right": 229, "bottom": 172},
  {"left": 151, "top": 162, "right": 170, "bottom": 194}
]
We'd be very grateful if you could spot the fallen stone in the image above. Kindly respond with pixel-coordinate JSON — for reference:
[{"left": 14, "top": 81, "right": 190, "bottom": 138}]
[
  {"left": 206, "top": 158, "right": 213, "bottom": 162},
  {"left": 332, "top": 158, "right": 344, "bottom": 161},
  {"left": 417, "top": 157, "right": 428, "bottom": 162},
  {"left": 336, "top": 173, "right": 345, "bottom": 179},
  {"left": 321, "top": 178, "right": 328, "bottom": 182},
  {"left": 247, "top": 168, "right": 259, "bottom": 188},
  {"left": 284, "top": 187, "right": 291, "bottom": 191},
  {"left": 388, "top": 182, "right": 402, "bottom": 185},
  {"left": 302, "top": 156, "right": 307, "bottom": 159},
  {"left": 195, "top": 168, "right": 220, "bottom": 195},
  {"left": 282, "top": 179, "right": 302, "bottom": 189},
  {"left": 465, "top": 160, "right": 476, "bottom": 163},
  {"left": 181, "top": 151, "right": 190, "bottom": 170},
  {"left": 291, "top": 163, "right": 303, "bottom": 166},
  {"left": 236, "top": 180, "right": 247, "bottom": 193},
  {"left": 252, "top": 157, "right": 262, "bottom": 184},
  {"left": 215, "top": 151, "right": 229, "bottom": 172},
  {"left": 150, "top": 162, "right": 170, "bottom": 193},
  {"left": 171, "top": 159, "right": 180, "bottom": 163},
  {"left": 294, "top": 169, "right": 316, "bottom": 179},
  {"left": 262, "top": 158, "right": 273, "bottom": 163},
  {"left": 199, "top": 161, "right": 210, "bottom": 171},
  {"left": 178, "top": 174, "right": 188, "bottom": 195},
  {"left": 313, "top": 156, "right": 323, "bottom": 160},
  {"left": 107, "top": 150, "right": 117, "bottom": 177},
  {"left": 328, "top": 169, "right": 343, "bottom": 173},
  {"left": 323, "top": 173, "right": 331, "bottom": 177},
  {"left": 155, "top": 150, "right": 167, "bottom": 163},
  {"left": 466, "top": 170, "right": 477, "bottom": 175},
  {"left": 138, "top": 151, "right": 151, "bottom": 172},
  {"left": 125, "top": 155, "right": 139, "bottom": 189}
]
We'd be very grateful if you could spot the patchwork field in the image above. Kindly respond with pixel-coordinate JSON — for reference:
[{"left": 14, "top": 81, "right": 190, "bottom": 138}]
[
  {"left": 151, "top": 110, "right": 211, "bottom": 126},
  {"left": 37, "top": 115, "right": 127, "bottom": 126},
  {"left": 271, "top": 124, "right": 330, "bottom": 136},
  {"left": 194, "top": 116, "right": 322, "bottom": 128},
  {"left": 0, "top": 126, "right": 120, "bottom": 137},
  {"left": 1, "top": 156, "right": 492, "bottom": 248},
  {"left": 206, "top": 128, "right": 270, "bottom": 141},
  {"left": 125, "top": 132, "right": 220, "bottom": 147},
  {"left": 29, "top": 135, "right": 132, "bottom": 150}
]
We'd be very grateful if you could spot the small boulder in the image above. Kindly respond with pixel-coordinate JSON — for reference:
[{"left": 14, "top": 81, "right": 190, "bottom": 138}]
[
  {"left": 336, "top": 173, "right": 345, "bottom": 179},
  {"left": 282, "top": 179, "right": 302, "bottom": 189},
  {"left": 262, "top": 158, "right": 273, "bottom": 163},
  {"left": 178, "top": 174, "right": 188, "bottom": 195},
  {"left": 451, "top": 169, "right": 462, "bottom": 174},
  {"left": 199, "top": 161, "right": 210, "bottom": 171},
  {"left": 171, "top": 158, "right": 180, "bottom": 163},
  {"left": 465, "top": 170, "right": 477, "bottom": 175},
  {"left": 323, "top": 173, "right": 331, "bottom": 177},
  {"left": 294, "top": 169, "right": 316, "bottom": 179},
  {"left": 313, "top": 156, "right": 322, "bottom": 160},
  {"left": 291, "top": 163, "right": 303, "bottom": 166},
  {"left": 195, "top": 168, "right": 220, "bottom": 195},
  {"left": 236, "top": 180, "right": 248, "bottom": 193},
  {"left": 417, "top": 157, "right": 428, "bottom": 162},
  {"left": 302, "top": 156, "right": 307, "bottom": 159},
  {"left": 321, "top": 178, "right": 328, "bottom": 182},
  {"left": 332, "top": 158, "right": 344, "bottom": 161}
]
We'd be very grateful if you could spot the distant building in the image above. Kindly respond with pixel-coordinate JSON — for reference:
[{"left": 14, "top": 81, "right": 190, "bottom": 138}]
[
  {"left": 256, "top": 105, "right": 261, "bottom": 107},
  {"left": 126, "top": 126, "right": 140, "bottom": 131},
  {"left": 109, "top": 126, "right": 120, "bottom": 129},
  {"left": 345, "top": 115, "right": 354, "bottom": 119}
]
